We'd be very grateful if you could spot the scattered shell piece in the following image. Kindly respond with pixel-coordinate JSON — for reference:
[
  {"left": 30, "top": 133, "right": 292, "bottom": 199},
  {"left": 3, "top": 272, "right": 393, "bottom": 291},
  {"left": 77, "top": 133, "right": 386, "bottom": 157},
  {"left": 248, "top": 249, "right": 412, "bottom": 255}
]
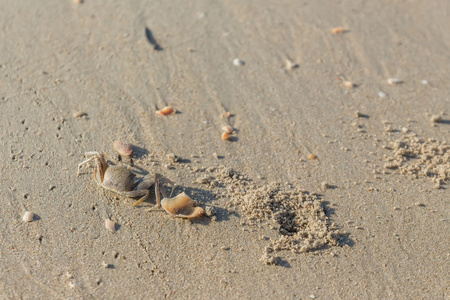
[
  {"left": 156, "top": 106, "right": 176, "bottom": 116},
  {"left": 343, "top": 81, "right": 355, "bottom": 88},
  {"left": 378, "top": 91, "right": 388, "bottom": 98},
  {"left": 222, "top": 112, "right": 231, "bottom": 118},
  {"left": 105, "top": 219, "right": 116, "bottom": 232},
  {"left": 197, "top": 12, "right": 206, "bottom": 19},
  {"left": 73, "top": 0, "right": 83, "bottom": 3},
  {"left": 308, "top": 153, "right": 317, "bottom": 160},
  {"left": 22, "top": 211, "right": 34, "bottom": 222},
  {"left": 387, "top": 78, "right": 402, "bottom": 85},
  {"left": 332, "top": 27, "right": 346, "bottom": 34},
  {"left": 222, "top": 132, "right": 232, "bottom": 141},
  {"left": 285, "top": 59, "right": 298, "bottom": 71},
  {"left": 222, "top": 125, "right": 234, "bottom": 134},
  {"left": 430, "top": 115, "right": 442, "bottom": 123},
  {"left": 113, "top": 140, "right": 133, "bottom": 157},
  {"left": 233, "top": 58, "right": 244, "bottom": 66},
  {"left": 161, "top": 192, "right": 204, "bottom": 219},
  {"left": 321, "top": 182, "right": 330, "bottom": 189},
  {"left": 421, "top": 80, "right": 429, "bottom": 85},
  {"left": 73, "top": 111, "right": 87, "bottom": 118}
]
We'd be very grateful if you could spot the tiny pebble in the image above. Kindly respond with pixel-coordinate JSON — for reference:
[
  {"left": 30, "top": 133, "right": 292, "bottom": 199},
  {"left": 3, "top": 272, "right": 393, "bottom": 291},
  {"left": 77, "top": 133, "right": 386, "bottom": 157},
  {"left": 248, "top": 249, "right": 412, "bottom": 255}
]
[
  {"left": 105, "top": 219, "right": 116, "bottom": 232},
  {"left": 387, "top": 78, "right": 402, "bottom": 85},
  {"left": 308, "top": 153, "right": 317, "bottom": 160},
  {"left": 378, "top": 91, "right": 388, "bottom": 98},
  {"left": 310, "top": 295, "right": 316, "bottom": 299},
  {"left": 321, "top": 182, "right": 330, "bottom": 189},
  {"left": 113, "top": 140, "right": 133, "bottom": 156},
  {"left": 430, "top": 115, "right": 442, "bottom": 123},
  {"left": 421, "top": 80, "right": 429, "bottom": 85},
  {"left": 233, "top": 58, "right": 244, "bottom": 66},
  {"left": 23, "top": 211, "right": 34, "bottom": 222}
]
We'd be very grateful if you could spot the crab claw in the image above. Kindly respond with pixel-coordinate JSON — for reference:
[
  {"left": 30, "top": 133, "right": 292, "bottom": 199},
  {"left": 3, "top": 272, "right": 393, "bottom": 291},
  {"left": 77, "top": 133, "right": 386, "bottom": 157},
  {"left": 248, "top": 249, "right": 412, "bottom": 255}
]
[{"left": 161, "top": 192, "right": 204, "bottom": 219}]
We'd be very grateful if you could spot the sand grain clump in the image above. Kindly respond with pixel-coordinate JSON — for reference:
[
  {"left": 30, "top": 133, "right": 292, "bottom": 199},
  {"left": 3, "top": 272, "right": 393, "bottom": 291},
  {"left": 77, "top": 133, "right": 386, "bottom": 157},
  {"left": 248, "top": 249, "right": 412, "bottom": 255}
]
[{"left": 385, "top": 133, "right": 449, "bottom": 188}]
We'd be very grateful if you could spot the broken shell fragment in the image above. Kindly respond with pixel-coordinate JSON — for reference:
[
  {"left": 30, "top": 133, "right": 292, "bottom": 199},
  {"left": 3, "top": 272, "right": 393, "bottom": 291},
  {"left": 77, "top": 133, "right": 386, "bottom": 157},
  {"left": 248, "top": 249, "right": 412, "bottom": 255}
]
[
  {"left": 22, "top": 211, "right": 34, "bottom": 222},
  {"left": 113, "top": 140, "right": 133, "bottom": 157},
  {"left": 156, "top": 106, "right": 176, "bottom": 116},
  {"left": 387, "top": 78, "right": 402, "bottom": 85},
  {"left": 343, "top": 81, "right": 355, "bottom": 88},
  {"left": 105, "top": 219, "right": 116, "bottom": 232},
  {"left": 161, "top": 192, "right": 204, "bottom": 219},
  {"left": 332, "top": 27, "right": 346, "bottom": 34},
  {"left": 222, "top": 132, "right": 232, "bottom": 141}
]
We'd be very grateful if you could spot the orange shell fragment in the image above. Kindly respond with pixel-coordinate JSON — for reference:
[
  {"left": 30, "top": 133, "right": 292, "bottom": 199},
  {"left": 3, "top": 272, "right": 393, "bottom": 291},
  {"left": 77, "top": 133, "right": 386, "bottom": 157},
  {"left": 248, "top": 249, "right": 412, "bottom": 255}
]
[
  {"left": 156, "top": 106, "right": 176, "bottom": 116},
  {"left": 161, "top": 192, "right": 204, "bottom": 219},
  {"left": 332, "top": 27, "right": 346, "bottom": 34}
]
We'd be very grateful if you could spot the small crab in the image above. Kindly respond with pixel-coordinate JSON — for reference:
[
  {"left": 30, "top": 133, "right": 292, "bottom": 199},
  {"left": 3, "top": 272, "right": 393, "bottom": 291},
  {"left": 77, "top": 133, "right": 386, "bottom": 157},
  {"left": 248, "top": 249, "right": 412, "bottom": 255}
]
[{"left": 77, "top": 151, "right": 173, "bottom": 207}]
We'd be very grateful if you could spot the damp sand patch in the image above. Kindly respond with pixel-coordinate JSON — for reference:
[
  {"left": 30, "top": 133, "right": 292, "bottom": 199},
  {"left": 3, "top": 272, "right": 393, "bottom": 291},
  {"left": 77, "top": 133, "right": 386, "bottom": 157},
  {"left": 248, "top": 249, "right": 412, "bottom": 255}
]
[{"left": 210, "top": 166, "right": 342, "bottom": 265}]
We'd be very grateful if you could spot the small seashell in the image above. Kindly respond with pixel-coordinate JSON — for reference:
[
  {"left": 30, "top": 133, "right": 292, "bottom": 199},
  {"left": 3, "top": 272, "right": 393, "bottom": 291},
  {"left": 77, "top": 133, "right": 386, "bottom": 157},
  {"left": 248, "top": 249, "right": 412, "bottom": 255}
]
[
  {"left": 332, "top": 27, "right": 346, "bottom": 34},
  {"left": 161, "top": 192, "right": 204, "bottom": 219},
  {"left": 156, "top": 106, "right": 176, "bottom": 116},
  {"left": 222, "top": 125, "right": 234, "bottom": 134},
  {"left": 233, "top": 58, "right": 244, "bottom": 66},
  {"left": 113, "top": 140, "right": 133, "bottom": 157},
  {"left": 430, "top": 115, "right": 442, "bottom": 123},
  {"left": 23, "top": 211, "right": 34, "bottom": 222},
  {"left": 378, "top": 91, "right": 388, "bottom": 98},
  {"left": 387, "top": 78, "right": 402, "bottom": 85},
  {"left": 343, "top": 81, "right": 355, "bottom": 88},
  {"left": 222, "top": 112, "right": 231, "bottom": 118},
  {"left": 73, "top": 111, "right": 87, "bottom": 118},
  {"left": 222, "top": 132, "right": 232, "bottom": 141},
  {"left": 105, "top": 219, "right": 116, "bottom": 232},
  {"left": 74, "top": 0, "right": 83, "bottom": 3},
  {"left": 285, "top": 59, "right": 298, "bottom": 71},
  {"left": 308, "top": 153, "right": 317, "bottom": 160}
]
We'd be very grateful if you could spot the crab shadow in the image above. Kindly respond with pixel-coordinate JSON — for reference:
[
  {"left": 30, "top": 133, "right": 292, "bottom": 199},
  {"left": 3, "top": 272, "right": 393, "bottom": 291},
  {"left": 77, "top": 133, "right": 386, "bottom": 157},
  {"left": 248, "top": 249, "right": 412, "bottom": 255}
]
[
  {"left": 131, "top": 145, "right": 149, "bottom": 160},
  {"left": 321, "top": 199, "right": 354, "bottom": 249}
]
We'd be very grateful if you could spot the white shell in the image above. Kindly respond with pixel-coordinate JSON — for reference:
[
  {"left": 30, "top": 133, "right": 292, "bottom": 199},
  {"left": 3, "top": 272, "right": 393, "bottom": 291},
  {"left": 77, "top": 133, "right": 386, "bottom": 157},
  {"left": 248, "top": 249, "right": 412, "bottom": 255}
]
[
  {"left": 387, "top": 78, "right": 402, "bottom": 85},
  {"left": 233, "top": 58, "right": 244, "bottom": 66},
  {"left": 23, "top": 211, "right": 34, "bottom": 222},
  {"left": 105, "top": 219, "right": 116, "bottom": 232}
]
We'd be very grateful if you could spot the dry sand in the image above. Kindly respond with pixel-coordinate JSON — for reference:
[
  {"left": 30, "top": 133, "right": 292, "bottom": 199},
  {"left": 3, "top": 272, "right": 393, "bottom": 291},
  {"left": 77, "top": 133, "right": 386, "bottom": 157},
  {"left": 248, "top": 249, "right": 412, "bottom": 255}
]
[{"left": 1, "top": 0, "right": 449, "bottom": 299}]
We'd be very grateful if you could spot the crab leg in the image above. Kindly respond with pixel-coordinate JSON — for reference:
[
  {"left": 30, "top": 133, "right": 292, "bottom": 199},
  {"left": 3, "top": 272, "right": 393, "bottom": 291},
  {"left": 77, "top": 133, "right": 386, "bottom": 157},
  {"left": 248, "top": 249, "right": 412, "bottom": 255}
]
[{"left": 77, "top": 156, "right": 97, "bottom": 176}]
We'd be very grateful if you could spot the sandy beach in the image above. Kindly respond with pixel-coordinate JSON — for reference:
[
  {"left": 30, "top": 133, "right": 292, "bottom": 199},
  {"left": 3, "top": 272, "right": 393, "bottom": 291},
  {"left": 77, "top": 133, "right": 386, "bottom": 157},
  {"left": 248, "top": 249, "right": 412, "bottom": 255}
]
[{"left": 0, "top": 0, "right": 449, "bottom": 299}]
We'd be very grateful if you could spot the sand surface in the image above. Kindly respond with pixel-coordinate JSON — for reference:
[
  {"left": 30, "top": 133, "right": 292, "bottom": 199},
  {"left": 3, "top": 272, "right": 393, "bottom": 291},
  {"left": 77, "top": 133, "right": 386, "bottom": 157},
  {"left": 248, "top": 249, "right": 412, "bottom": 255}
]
[{"left": 1, "top": 0, "right": 449, "bottom": 299}]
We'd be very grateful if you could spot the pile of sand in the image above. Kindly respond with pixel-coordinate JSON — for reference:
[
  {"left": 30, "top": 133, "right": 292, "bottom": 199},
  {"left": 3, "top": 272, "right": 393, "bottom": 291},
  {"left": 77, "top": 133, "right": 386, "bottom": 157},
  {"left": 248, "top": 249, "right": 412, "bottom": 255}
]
[
  {"left": 205, "top": 166, "right": 342, "bottom": 264},
  {"left": 384, "top": 133, "right": 449, "bottom": 188}
]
